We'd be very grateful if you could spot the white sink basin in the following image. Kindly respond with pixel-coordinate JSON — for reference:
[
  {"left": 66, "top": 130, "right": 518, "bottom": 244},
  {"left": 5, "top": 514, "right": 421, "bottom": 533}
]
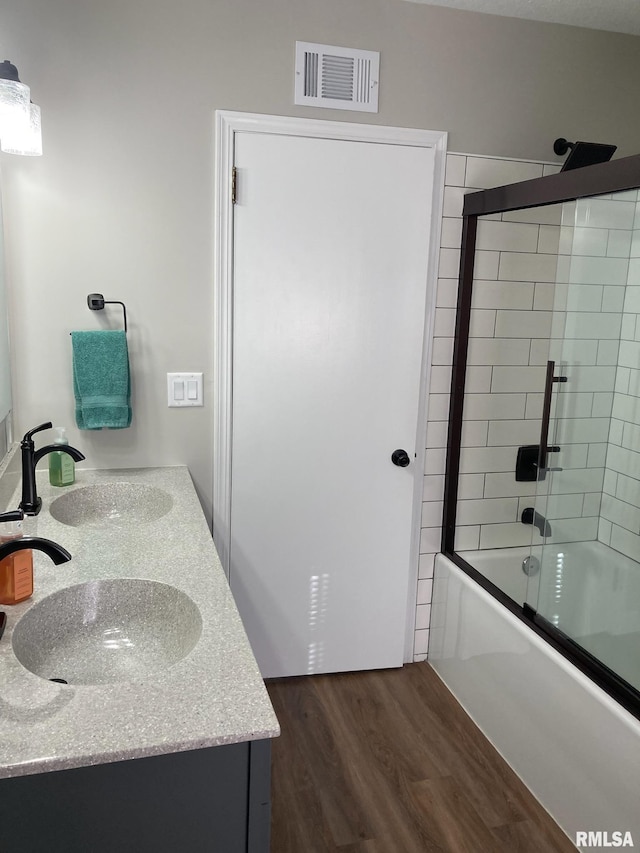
[
  {"left": 49, "top": 483, "right": 173, "bottom": 527},
  {"left": 12, "top": 579, "right": 202, "bottom": 685}
]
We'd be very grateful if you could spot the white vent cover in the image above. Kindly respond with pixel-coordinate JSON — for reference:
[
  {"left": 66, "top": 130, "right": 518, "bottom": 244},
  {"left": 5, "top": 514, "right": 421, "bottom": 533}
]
[{"left": 294, "top": 42, "right": 380, "bottom": 113}]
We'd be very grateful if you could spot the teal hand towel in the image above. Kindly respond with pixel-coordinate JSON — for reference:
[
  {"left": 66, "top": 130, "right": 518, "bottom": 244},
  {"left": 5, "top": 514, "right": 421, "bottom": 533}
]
[{"left": 71, "top": 330, "right": 132, "bottom": 429}]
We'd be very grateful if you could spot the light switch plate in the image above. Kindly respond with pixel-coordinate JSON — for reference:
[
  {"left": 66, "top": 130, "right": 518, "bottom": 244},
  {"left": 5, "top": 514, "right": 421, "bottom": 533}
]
[{"left": 167, "top": 372, "right": 203, "bottom": 407}]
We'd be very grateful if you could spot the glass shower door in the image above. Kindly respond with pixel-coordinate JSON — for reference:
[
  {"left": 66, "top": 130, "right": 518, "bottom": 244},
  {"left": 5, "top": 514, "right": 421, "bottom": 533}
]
[
  {"left": 524, "top": 353, "right": 575, "bottom": 631},
  {"left": 524, "top": 188, "right": 639, "bottom": 689}
]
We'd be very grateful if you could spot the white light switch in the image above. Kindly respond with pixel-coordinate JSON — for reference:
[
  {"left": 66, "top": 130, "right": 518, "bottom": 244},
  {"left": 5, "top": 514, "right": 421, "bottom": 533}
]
[{"left": 167, "top": 373, "right": 203, "bottom": 407}]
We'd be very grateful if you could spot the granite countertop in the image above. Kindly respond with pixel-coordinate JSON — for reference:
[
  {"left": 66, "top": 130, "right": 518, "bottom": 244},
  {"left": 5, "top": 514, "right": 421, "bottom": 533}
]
[{"left": 0, "top": 463, "right": 280, "bottom": 779}]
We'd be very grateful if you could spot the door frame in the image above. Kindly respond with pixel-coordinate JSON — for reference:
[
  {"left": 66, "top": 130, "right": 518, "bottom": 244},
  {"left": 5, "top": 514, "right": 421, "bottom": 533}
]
[{"left": 213, "top": 110, "right": 447, "bottom": 662}]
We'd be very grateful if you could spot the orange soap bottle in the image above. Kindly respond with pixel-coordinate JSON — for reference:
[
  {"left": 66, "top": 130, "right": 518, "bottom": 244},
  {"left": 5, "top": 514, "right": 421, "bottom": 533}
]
[{"left": 0, "top": 515, "right": 33, "bottom": 605}]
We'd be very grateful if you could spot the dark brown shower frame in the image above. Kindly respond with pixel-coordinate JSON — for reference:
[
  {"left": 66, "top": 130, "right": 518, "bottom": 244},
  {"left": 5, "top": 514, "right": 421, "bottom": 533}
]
[{"left": 441, "top": 152, "right": 640, "bottom": 720}]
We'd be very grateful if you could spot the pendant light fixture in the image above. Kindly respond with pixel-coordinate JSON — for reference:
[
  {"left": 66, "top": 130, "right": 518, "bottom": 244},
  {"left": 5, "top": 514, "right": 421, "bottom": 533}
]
[{"left": 0, "top": 60, "right": 43, "bottom": 156}]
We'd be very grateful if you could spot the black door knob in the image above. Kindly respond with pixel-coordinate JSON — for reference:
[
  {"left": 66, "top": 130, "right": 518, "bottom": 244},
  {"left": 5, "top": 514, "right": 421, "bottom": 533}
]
[{"left": 391, "top": 449, "right": 411, "bottom": 467}]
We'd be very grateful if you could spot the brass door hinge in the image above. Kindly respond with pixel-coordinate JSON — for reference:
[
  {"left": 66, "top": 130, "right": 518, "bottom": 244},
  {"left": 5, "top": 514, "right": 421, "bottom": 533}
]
[{"left": 231, "top": 167, "right": 237, "bottom": 205}]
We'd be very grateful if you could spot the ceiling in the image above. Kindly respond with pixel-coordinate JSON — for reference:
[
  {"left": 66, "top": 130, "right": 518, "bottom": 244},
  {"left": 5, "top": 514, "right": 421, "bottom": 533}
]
[{"left": 404, "top": 0, "right": 640, "bottom": 36}]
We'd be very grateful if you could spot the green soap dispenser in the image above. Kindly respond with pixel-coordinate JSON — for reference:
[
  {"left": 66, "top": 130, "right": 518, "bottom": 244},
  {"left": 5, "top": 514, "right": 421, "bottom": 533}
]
[{"left": 49, "top": 427, "right": 76, "bottom": 487}]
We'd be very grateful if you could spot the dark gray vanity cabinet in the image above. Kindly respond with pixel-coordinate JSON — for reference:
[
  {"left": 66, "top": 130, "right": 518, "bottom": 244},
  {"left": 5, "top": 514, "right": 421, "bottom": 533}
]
[{"left": 0, "top": 739, "right": 271, "bottom": 853}]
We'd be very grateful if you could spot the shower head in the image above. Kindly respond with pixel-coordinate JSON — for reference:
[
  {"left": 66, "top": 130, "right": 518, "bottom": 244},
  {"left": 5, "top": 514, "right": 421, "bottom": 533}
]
[{"left": 553, "top": 138, "right": 617, "bottom": 171}]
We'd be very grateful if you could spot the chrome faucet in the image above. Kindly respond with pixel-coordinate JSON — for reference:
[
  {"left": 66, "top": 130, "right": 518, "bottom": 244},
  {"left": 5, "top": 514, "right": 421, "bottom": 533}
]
[
  {"left": 521, "top": 507, "right": 552, "bottom": 538},
  {"left": 19, "top": 423, "right": 86, "bottom": 516},
  {"left": 0, "top": 509, "right": 72, "bottom": 640}
]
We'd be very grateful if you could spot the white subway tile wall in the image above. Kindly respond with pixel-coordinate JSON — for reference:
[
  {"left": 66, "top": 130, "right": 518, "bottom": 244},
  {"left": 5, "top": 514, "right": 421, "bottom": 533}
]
[
  {"left": 601, "top": 195, "right": 640, "bottom": 562},
  {"left": 413, "top": 153, "right": 637, "bottom": 661},
  {"left": 415, "top": 152, "right": 552, "bottom": 660},
  {"left": 457, "top": 188, "right": 632, "bottom": 580}
]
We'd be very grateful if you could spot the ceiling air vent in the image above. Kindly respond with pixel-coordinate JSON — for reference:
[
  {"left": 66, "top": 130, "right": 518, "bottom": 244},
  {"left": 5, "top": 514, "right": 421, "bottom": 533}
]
[{"left": 294, "top": 42, "right": 380, "bottom": 113}]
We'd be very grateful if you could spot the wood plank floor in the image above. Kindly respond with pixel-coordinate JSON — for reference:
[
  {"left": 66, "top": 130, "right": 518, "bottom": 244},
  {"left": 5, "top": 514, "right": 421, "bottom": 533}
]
[{"left": 266, "top": 663, "right": 576, "bottom": 852}]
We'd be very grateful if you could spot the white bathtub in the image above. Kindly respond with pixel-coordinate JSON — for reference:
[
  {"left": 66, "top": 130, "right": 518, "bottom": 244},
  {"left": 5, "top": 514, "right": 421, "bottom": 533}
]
[
  {"left": 460, "top": 542, "right": 640, "bottom": 690},
  {"left": 430, "top": 551, "right": 640, "bottom": 852}
]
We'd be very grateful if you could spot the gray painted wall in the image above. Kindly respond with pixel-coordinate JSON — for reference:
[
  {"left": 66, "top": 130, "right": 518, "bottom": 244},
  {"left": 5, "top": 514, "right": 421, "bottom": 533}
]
[{"left": 1, "top": 0, "right": 639, "bottom": 522}]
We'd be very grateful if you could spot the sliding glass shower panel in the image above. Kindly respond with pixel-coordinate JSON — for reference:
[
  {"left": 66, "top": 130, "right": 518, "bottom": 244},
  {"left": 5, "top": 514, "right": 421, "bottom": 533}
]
[
  {"left": 455, "top": 203, "right": 566, "bottom": 603},
  {"left": 525, "top": 188, "right": 640, "bottom": 692}
]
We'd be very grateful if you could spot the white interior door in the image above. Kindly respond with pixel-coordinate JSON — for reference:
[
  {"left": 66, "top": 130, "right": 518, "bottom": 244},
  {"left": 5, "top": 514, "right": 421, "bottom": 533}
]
[{"left": 229, "top": 126, "right": 437, "bottom": 678}]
